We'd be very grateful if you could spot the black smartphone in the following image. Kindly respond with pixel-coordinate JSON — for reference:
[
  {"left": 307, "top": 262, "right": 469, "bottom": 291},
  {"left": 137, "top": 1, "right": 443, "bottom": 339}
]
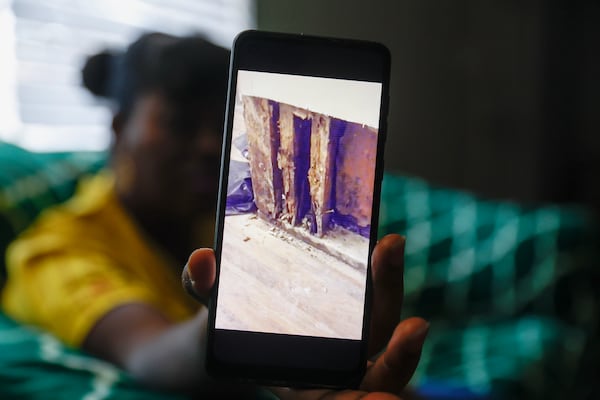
[{"left": 207, "top": 30, "right": 390, "bottom": 388}]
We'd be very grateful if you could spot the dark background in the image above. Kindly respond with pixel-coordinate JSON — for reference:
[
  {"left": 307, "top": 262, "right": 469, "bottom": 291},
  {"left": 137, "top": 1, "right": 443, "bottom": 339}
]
[{"left": 256, "top": 0, "right": 600, "bottom": 211}]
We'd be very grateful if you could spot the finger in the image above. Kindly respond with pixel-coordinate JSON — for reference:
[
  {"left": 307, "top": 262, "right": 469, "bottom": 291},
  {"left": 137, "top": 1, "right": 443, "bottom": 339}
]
[
  {"left": 369, "top": 234, "right": 405, "bottom": 356},
  {"left": 361, "top": 317, "right": 429, "bottom": 394},
  {"left": 272, "top": 387, "right": 402, "bottom": 400},
  {"left": 181, "top": 248, "right": 216, "bottom": 304}
]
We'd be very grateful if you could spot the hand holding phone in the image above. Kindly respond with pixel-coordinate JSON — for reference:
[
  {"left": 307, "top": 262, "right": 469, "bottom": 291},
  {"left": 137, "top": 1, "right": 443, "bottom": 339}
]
[
  {"left": 205, "top": 30, "right": 424, "bottom": 389},
  {"left": 185, "top": 234, "right": 429, "bottom": 397}
]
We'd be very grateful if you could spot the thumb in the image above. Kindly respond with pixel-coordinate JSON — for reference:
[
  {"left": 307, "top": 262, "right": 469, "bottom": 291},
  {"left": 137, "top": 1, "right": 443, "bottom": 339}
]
[{"left": 182, "top": 248, "right": 217, "bottom": 304}]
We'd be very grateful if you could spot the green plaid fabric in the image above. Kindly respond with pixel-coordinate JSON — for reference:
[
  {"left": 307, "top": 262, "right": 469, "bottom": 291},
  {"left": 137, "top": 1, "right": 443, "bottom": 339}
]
[
  {"left": 0, "top": 310, "right": 278, "bottom": 399},
  {"left": 379, "top": 173, "right": 600, "bottom": 399},
  {"left": 1, "top": 142, "right": 598, "bottom": 399},
  {"left": 0, "top": 312, "right": 187, "bottom": 400}
]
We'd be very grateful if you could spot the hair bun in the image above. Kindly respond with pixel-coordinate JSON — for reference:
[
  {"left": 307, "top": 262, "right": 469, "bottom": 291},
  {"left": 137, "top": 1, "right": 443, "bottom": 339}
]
[{"left": 82, "top": 51, "right": 115, "bottom": 98}]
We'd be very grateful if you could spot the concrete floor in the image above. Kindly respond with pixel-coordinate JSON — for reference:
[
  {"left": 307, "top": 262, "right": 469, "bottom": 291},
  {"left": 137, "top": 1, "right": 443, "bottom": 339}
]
[{"left": 215, "top": 213, "right": 368, "bottom": 339}]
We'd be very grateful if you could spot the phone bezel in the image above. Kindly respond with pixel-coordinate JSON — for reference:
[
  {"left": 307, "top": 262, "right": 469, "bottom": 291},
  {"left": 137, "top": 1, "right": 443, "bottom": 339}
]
[{"left": 207, "top": 30, "right": 391, "bottom": 388}]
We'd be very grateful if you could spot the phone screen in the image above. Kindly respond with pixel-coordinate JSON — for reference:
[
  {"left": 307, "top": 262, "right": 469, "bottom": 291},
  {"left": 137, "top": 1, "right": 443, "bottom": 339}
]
[
  {"left": 208, "top": 30, "right": 389, "bottom": 387},
  {"left": 216, "top": 70, "right": 382, "bottom": 340}
]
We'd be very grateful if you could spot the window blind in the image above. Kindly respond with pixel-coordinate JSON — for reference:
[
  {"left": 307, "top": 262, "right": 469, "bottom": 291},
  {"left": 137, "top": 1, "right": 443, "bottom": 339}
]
[{"left": 0, "top": 0, "right": 254, "bottom": 151}]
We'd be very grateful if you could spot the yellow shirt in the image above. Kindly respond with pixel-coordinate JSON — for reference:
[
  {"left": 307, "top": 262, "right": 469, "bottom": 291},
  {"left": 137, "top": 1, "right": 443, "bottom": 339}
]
[{"left": 1, "top": 172, "right": 201, "bottom": 347}]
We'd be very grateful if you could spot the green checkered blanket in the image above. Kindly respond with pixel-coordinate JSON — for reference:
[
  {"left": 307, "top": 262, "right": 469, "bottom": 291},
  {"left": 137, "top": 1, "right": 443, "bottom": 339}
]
[
  {"left": 0, "top": 312, "right": 188, "bottom": 399},
  {"left": 1, "top": 141, "right": 598, "bottom": 399},
  {"left": 379, "top": 175, "right": 600, "bottom": 399}
]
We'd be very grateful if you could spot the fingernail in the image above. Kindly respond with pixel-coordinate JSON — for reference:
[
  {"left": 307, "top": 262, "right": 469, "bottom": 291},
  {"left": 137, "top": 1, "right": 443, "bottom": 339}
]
[{"left": 182, "top": 267, "right": 196, "bottom": 294}]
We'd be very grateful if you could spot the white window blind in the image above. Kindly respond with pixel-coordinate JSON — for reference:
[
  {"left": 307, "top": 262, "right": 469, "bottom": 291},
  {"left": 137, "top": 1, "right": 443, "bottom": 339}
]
[{"left": 0, "top": 0, "right": 255, "bottom": 152}]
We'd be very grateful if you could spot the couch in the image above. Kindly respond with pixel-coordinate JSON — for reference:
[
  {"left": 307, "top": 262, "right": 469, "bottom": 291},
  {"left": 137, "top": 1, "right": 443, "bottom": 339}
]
[{"left": 1, "top": 140, "right": 598, "bottom": 399}]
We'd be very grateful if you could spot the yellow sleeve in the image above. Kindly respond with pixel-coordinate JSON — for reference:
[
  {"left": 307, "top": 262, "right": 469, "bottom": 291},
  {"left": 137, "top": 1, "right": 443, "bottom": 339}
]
[{"left": 2, "top": 251, "right": 164, "bottom": 348}]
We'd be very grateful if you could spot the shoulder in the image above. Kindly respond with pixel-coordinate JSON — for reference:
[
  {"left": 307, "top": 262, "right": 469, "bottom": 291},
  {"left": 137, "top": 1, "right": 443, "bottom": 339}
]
[{"left": 5, "top": 172, "right": 122, "bottom": 262}]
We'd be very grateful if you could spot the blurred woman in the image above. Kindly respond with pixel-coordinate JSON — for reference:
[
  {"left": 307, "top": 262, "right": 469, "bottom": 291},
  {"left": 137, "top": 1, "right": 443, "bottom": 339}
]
[{"left": 1, "top": 32, "right": 428, "bottom": 399}]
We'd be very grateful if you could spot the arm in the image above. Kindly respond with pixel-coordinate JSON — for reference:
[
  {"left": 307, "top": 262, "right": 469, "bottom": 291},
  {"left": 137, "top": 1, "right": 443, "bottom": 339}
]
[
  {"left": 83, "top": 303, "right": 205, "bottom": 391},
  {"left": 83, "top": 249, "right": 253, "bottom": 396}
]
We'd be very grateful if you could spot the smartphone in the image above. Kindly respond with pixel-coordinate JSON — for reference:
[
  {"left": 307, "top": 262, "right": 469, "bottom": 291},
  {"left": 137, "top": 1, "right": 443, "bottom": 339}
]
[{"left": 207, "top": 30, "right": 390, "bottom": 388}]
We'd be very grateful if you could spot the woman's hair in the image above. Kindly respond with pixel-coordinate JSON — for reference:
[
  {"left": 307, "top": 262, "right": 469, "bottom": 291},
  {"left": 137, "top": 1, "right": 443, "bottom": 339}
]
[{"left": 81, "top": 32, "right": 230, "bottom": 119}]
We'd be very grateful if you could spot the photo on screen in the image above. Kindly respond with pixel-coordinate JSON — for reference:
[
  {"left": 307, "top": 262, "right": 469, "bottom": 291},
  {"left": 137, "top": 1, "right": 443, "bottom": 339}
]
[{"left": 216, "top": 70, "right": 382, "bottom": 340}]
